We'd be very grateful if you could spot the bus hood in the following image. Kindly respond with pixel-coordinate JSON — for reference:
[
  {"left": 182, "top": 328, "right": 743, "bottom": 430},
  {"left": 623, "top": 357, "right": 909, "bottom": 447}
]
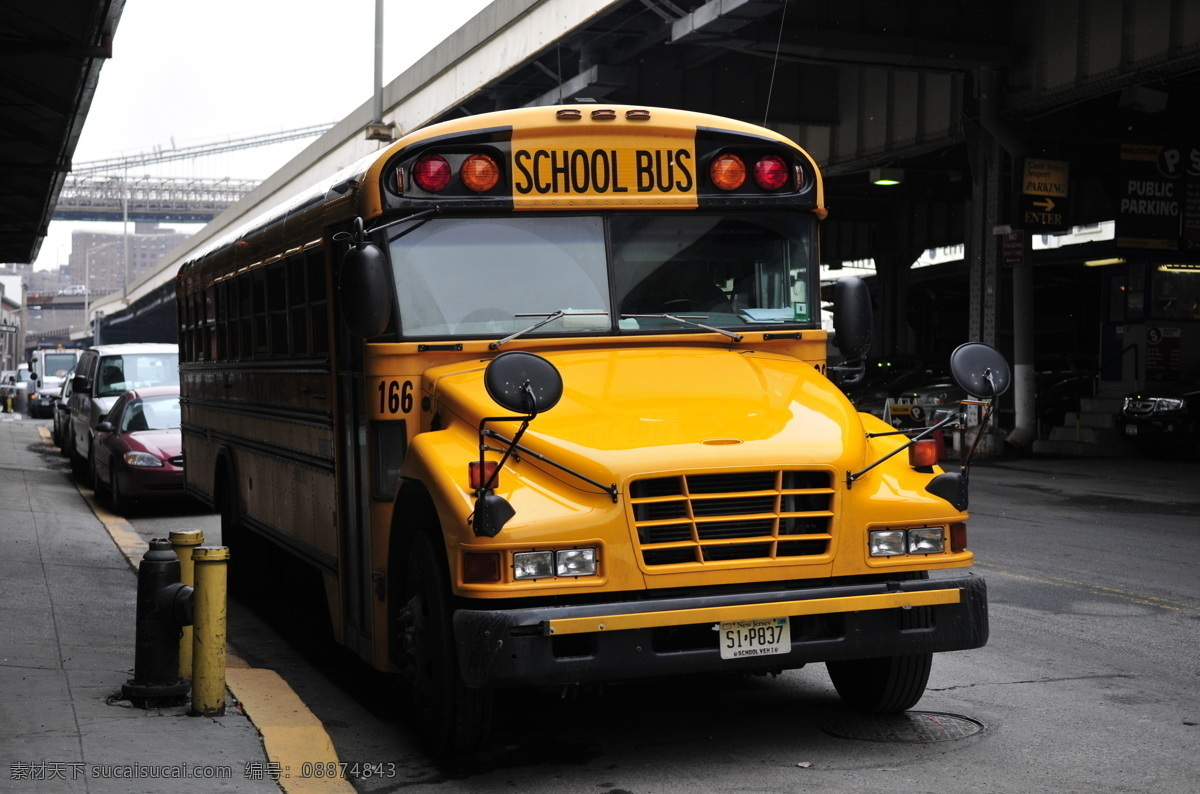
[{"left": 432, "top": 347, "right": 867, "bottom": 484}]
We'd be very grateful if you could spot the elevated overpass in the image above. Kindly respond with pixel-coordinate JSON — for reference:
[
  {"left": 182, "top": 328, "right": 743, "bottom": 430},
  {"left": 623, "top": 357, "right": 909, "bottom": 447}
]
[{"left": 84, "top": 0, "right": 1200, "bottom": 448}]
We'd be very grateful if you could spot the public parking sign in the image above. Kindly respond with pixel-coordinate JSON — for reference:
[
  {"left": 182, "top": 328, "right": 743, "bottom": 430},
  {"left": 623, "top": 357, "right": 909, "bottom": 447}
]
[{"left": 1117, "top": 142, "right": 1200, "bottom": 252}]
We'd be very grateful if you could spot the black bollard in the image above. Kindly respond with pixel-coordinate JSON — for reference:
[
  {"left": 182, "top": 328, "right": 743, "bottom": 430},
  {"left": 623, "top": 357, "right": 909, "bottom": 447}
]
[{"left": 122, "top": 538, "right": 193, "bottom": 708}]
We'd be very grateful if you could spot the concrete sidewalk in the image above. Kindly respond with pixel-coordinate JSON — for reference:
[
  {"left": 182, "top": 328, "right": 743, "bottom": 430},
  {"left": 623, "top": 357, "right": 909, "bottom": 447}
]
[{"left": 0, "top": 414, "right": 282, "bottom": 793}]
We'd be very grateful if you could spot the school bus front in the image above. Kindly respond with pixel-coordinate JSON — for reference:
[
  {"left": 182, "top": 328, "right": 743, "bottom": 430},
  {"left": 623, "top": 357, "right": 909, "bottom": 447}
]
[{"left": 344, "top": 107, "right": 992, "bottom": 752}]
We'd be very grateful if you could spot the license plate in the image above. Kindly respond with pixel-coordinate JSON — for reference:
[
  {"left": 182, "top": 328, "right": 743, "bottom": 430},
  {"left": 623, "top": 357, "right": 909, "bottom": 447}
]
[
  {"left": 718, "top": 617, "right": 790, "bottom": 660},
  {"left": 1125, "top": 424, "right": 1137, "bottom": 436}
]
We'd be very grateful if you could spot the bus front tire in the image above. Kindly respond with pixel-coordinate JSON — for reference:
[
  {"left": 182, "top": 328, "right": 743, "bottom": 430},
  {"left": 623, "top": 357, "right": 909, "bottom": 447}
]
[
  {"left": 395, "top": 531, "right": 491, "bottom": 757},
  {"left": 826, "top": 652, "right": 933, "bottom": 713}
]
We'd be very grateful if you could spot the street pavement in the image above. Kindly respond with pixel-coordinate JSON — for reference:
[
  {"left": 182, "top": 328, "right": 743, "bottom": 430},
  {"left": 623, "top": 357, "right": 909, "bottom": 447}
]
[
  {"left": 0, "top": 414, "right": 293, "bottom": 793},
  {"left": 1, "top": 406, "right": 1194, "bottom": 792}
]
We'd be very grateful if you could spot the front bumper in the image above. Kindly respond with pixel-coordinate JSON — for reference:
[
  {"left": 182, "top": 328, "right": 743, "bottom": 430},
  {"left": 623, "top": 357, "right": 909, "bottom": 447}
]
[
  {"left": 117, "top": 464, "right": 185, "bottom": 497},
  {"left": 30, "top": 394, "right": 57, "bottom": 415},
  {"left": 1120, "top": 416, "right": 1193, "bottom": 441},
  {"left": 454, "top": 575, "right": 987, "bottom": 688}
]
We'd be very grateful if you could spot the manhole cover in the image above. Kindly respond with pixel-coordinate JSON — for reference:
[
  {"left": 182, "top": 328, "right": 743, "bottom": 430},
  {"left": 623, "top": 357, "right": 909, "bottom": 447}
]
[{"left": 823, "top": 711, "right": 985, "bottom": 743}]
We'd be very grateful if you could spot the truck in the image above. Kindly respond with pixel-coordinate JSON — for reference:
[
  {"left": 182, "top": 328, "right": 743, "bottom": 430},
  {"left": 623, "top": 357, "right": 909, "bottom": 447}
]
[{"left": 28, "top": 347, "right": 84, "bottom": 418}]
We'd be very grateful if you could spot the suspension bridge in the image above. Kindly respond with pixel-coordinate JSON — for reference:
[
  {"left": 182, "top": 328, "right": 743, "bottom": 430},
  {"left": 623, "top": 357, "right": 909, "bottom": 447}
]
[{"left": 53, "top": 123, "right": 334, "bottom": 222}]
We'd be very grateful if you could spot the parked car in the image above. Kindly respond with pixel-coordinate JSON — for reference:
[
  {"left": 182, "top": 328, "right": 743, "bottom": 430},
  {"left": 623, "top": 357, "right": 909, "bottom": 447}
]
[
  {"left": 67, "top": 343, "right": 179, "bottom": 481},
  {"left": 52, "top": 371, "right": 75, "bottom": 452},
  {"left": 1117, "top": 365, "right": 1199, "bottom": 458},
  {"left": 28, "top": 385, "right": 60, "bottom": 419},
  {"left": 91, "top": 386, "right": 184, "bottom": 512}
]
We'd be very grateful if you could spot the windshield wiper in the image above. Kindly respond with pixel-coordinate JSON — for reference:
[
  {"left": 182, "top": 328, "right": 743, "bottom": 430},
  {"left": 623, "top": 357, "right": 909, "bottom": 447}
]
[
  {"left": 621, "top": 314, "right": 744, "bottom": 342},
  {"left": 489, "top": 310, "right": 609, "bottom": 350}
]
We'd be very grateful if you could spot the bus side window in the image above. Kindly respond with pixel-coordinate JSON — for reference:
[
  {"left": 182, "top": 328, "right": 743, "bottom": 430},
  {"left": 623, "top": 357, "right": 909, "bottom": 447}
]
[
  {"left": 206, "top": 285, "right": 218, "bottom": 361},
  {"left": 239, "top": 274, "right": 253, "bottom": 361},
  {"left": 178, "top": 285, "right": 192, "bottom": 362},
  {"left": 215, "top": 281, "right": 228, "bottom": 361},
  {"left": 226, "top": 277, "right": 241, "bottom": 360},
  {"left": 268, "top": 262, "right": 288, "bottom": 357},
  {"left": 192, "top": 287, "right": 205, "bottom": 361},
  {"left": 252, "top": 269, "right": 268, "bottom": 357},
  {"left": 308, "top": 248, "right": 329, "bottom": 355},
  {"left": 287, "top": 254, "right": 308, "bottom": 355}
]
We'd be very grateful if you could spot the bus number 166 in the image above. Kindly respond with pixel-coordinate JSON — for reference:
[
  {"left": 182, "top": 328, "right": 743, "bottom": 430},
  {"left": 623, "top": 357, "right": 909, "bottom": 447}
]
[{"left": 378, "top": 380, "right": 414, "bottom": 415}]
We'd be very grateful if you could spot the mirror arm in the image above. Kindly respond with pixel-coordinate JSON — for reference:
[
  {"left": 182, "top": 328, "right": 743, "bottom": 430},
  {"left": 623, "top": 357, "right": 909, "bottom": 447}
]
[
  {"left": 477, "top": 413, "right": 534, "bottom": 493},
  {"left": 482, "top": 428, "right": 619, "bottom": 502},
  {"left": 960, "top": 399, "right": 996, "bottom": 469},
  {"left": 847, "top": 411, "right": 960, "bottom": 488}
]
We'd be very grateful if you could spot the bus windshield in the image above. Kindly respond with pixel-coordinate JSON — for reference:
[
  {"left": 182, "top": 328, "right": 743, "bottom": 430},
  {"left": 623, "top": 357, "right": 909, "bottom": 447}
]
[{"left": 389, "top": 213, "right": 815, "bottom": 339}]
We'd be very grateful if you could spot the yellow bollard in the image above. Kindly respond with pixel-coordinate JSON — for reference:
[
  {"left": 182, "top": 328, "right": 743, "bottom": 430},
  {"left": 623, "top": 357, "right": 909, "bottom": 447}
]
[
  {"left": 168, "top": 530, "right": 204, "bottom": 681},
  {"left": 190, "top": 545, "right": 229, "bottom": 717}
]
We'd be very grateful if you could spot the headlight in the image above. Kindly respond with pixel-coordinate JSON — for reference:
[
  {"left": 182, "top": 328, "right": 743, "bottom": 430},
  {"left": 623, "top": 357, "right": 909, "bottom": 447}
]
[
  {"left": 907, "top": 527, "right": 946, "bottom": 554},
  {"left": 556, "top": 548, "right": 597, "bottom": 577},
  {"left": 868, "top": 529, "right": 907, "bottom": 557},
  {"left": 513, "top": 548, "right": 599, "bottom": 580},
  {"left": 513, "top": 551, "right": 554, "bottom": 579},
  {"left": 123, "top": 451, "right": 164, "bottom": 468},
  {"left": 869, "top": 527, "right": 946, "bottom": 557},
  {"left": 1155, "top": 398, "right": 1185, "bottom": 413}
]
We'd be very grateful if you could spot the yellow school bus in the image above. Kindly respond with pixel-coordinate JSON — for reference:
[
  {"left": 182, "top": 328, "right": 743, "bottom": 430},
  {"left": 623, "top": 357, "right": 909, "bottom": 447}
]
[{"left": 176, "top": 105, "right": 1003, "bottom": 755}]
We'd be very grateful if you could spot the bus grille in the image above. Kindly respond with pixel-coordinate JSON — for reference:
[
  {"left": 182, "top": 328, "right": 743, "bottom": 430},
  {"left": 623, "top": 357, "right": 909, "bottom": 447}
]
[{"left": 630, "top": 470, "right": 834, "bottom": 567}]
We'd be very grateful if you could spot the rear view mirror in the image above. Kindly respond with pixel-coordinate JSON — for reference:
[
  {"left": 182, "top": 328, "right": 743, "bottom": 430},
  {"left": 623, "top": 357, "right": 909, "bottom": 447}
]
[
  {"left": 833, "top": 277, "right": 873, "bottom": 362},
  {"left": 949, "top": 343, "right": 1011, "bottom": 398},
  {"left": 338, "top": 240, "right": 393, "bottom": 339},
  {"left": 484, "top": 351, "right": 563, "bottom": 416}
]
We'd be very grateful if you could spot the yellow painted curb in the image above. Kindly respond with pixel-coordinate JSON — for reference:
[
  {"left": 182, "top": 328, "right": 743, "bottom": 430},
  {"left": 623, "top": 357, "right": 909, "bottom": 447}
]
[{"left": 226, "top": 668, "right": 355, "bottom": 793}]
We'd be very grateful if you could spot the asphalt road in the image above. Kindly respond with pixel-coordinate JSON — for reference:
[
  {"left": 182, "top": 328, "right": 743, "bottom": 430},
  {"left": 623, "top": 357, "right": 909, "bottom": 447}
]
[{"left": 115, "top": 453, "right": 1200, "bottom": 794}]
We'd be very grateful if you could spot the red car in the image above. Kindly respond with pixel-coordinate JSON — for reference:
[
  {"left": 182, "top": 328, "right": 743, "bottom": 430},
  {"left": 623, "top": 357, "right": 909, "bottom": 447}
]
[{"left": 91, "top": 385, "right": 184, "bottom": 513}]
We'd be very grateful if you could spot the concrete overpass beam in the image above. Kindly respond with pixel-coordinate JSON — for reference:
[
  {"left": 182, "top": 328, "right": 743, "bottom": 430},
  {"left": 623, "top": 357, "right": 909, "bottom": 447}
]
[
  {"left": 671, "top": 0, "right": 781, "bottom": 45},
  {"left": 525, "top": 64, "right": 637, "bottom": 107}
]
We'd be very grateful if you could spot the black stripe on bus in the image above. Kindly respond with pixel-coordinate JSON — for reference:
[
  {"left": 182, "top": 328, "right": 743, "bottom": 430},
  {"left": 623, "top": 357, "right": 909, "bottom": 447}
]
[
  {"left": 181, "top": 398, "right": 333, "bottom": 432},
  {"left": 181, "top": 425, "right": 335, "bottom": 475}
]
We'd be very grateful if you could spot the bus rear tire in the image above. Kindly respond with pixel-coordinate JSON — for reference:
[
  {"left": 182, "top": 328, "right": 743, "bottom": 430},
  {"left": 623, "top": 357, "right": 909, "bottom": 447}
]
[
  {"left": 395, "top": 531, "right": 492, "bottom": 757},
  {"left": 826, "top": 652, "right": 933, "bottom": 713}
]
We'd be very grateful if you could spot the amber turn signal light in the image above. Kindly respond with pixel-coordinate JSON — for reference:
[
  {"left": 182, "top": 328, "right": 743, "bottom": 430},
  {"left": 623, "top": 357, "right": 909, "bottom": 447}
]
[{"left": 909, "top": 439, "right": 940, "bottom": 468}]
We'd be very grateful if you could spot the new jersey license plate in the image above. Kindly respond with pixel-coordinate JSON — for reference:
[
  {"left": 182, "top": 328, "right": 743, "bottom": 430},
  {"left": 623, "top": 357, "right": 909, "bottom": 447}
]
[{"left": 718, "top": 617, "right": 791, "bottom": 660}]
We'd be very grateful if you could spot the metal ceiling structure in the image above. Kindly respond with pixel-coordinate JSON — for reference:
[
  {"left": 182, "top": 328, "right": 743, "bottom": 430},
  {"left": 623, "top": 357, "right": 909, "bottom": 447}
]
[
  {"left": 0, "top": 0, "right": 123, "bottom": 264},
  {"left": 421, "top": 0, "right": 1200, "bottom": 266}
]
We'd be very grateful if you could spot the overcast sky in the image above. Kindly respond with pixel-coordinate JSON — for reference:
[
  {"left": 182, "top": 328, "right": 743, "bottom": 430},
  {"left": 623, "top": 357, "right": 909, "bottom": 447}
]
[{"left": 35, "top": 0, "right": 492, "bottom": 271}]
